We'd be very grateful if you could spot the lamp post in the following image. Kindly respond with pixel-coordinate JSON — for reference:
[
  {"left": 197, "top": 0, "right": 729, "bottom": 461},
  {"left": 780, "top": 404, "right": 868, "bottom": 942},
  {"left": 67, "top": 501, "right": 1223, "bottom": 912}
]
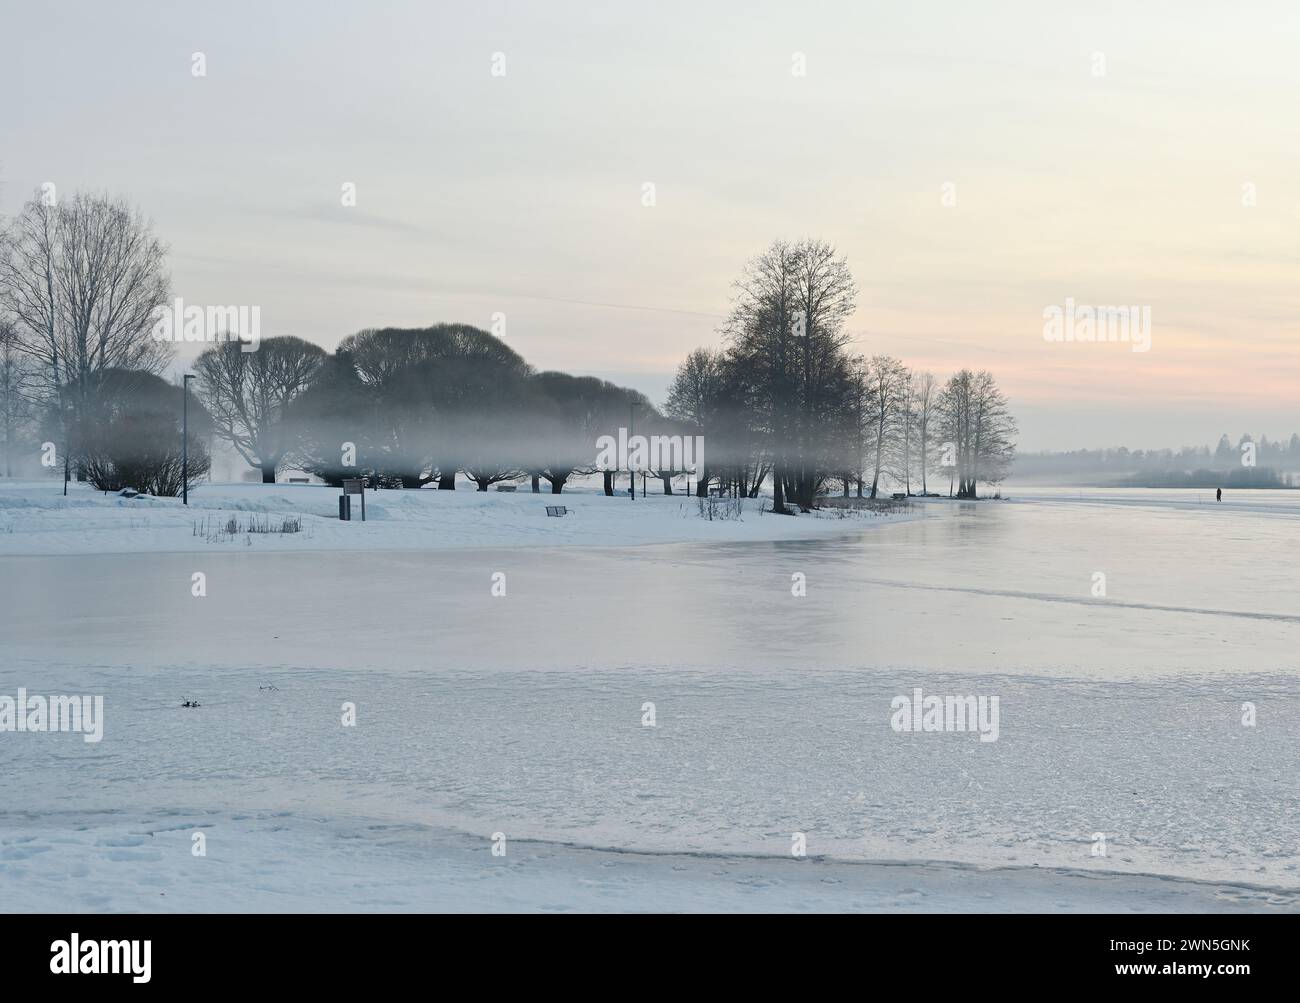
[
  {"left": 628, "top": 401, "right": 636, "bottom": 500},
  {"left": 182, "top": 374, "right": 196, "bottom": 504}
]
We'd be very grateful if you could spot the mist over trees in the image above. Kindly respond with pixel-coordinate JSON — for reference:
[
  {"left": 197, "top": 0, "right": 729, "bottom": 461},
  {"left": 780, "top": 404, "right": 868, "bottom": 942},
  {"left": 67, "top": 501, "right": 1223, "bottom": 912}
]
[
  {"left": 666, "top": 239, "right": 1018, "bottom": 507},
  {"left": 267, "top": 326, "right": 656, "bottom": 493},
  {"left": 3, "top": 201, "right": 1019, "bottom": 500},
  {"left": 193, "top": 336, "right": 326, "bottom": 483},
  {"left": 80, "top": 370, "right": 212, "bottom": 496},
  {"left": 185, "top": 240, "right": 1018, "bottom": 500},
  {"left": 0, "top": 190, "right": 174, "bottom": 489},
  {"left": 0, "top": 318, "right": 40, "bottom": 477}
]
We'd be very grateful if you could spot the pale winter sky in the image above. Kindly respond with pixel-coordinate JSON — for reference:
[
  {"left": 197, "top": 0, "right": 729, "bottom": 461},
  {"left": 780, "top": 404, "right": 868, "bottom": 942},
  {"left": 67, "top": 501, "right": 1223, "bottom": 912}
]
[{"left": 3, "top": 0, "right": 1298, "bottom": 450}]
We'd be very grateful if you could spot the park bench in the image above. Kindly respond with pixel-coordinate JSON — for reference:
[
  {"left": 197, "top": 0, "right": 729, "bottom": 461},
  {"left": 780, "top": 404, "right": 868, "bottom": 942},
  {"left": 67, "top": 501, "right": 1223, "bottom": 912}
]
[
  {"left": 496, "top": 484, "right": 517, "bottom": 492},
  {"left": 545, "top": 505, "right": 568, "bottom": 517}
]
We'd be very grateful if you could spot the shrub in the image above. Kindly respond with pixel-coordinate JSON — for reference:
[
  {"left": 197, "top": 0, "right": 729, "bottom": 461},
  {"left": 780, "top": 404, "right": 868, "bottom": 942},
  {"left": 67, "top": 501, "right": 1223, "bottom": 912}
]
[{"left": 84, "top": 412, "right": 211, "bottom": 497}]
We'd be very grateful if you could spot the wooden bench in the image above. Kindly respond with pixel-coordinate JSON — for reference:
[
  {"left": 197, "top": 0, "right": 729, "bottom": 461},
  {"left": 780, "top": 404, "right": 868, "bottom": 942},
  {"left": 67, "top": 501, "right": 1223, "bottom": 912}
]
[{"left": 545, "top": 505, "right": 568, "bottom": 517}]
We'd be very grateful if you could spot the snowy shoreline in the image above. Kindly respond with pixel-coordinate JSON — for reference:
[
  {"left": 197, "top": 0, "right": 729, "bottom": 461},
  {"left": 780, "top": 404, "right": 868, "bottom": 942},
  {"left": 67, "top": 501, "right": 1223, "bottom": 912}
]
[{"left": 0, "top": 478, "right": 926, "bottom": 557}]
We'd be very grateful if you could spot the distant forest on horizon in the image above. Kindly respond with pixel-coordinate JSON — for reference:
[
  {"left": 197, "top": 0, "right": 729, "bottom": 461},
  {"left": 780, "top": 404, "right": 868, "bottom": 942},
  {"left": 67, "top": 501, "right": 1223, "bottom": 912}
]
[{"left": 1015, "top": 433, "right": 1300, "bottom": 487}]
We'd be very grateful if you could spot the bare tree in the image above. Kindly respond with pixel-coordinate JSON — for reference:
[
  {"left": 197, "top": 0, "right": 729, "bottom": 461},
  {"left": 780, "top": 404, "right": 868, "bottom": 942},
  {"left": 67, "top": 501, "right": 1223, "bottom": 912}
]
[
  {"left": 459, "top": 369, "right": 535, "bottom": 491},
  {"left": 528, "top": 372, "right": 616, "bottom": 494},
  {"left": 82, "top": 405, "right": 212, "bottom": 497},
  {"left": 722, "top": 241, "right": 800, "bottom": 513},
  {"left": 892, "top": 372, "right": 917, "bottom": 494},
  {"left": 937, "top": 370, "right": 971, "bottom": 497},
  {"left": 0, "top": 191, "right": 172, "bottom": 488},
  {"left": 79, "top": 369, "right": 212, "bottom": 496},
  {"left": 0, "top": 317, "right": 39, "bottom": 476},
  {"left": 788, "top": 239, "right": 857, "bottom": 508},
  {"left": 194, "top": 336, "right": 326, "bottom": 483},
  {"left": 337, "top": 325, "right": 529, "bottom": 488},
  {"left": 911, "top": 370, "right": 938, "bottom": 494},
  {"left": 723, "top": 239, "right": 856, "bottom": 512},
  {"left": 969, "top": 370, "right": 1017, "bottom": 492},
  {"left": 841, "top": 355, "right": 873, "bottom": 497},
  {"left": 936, "top": 369, "right": 1017, "bottom": 497},
  {"left": 665, "top": 347, "right": 724, "bottom": 496},
  {"left": 863, "top": 355, "right": 909, "bottom": 498}
]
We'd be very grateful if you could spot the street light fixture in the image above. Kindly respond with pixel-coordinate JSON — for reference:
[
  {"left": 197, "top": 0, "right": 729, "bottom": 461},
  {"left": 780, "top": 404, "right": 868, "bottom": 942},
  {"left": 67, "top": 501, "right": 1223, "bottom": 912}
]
[
  {"left": 628, "top": 401, "right": 637, "bottom": 500},
  {"left": 182, "top": 374, "right": 196, "bottom": 504}
]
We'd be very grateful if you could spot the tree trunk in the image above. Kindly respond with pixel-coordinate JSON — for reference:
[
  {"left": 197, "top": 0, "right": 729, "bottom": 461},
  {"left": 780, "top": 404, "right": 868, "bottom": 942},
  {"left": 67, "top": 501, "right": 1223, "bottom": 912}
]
[
  {"left": 261, "top": 462, "right": 276, "bottom": 484},
  {"left": 438, "top": 471, "right": 455, "bottom": 490},
  {"left": 603, "top": 471, "right": 614, "bottom": 496},
  {"left": 550, "top": 477, "right": 566, "bottom": 494},
  {"left": 531, "top": 474, "right": 540, "bottom": 493},
  {"left": 660, "top": 474, "right": 672, "bottom": 495}
]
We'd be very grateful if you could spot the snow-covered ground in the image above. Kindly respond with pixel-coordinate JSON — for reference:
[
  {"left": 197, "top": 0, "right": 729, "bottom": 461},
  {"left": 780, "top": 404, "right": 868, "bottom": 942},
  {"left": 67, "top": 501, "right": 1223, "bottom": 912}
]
[
  {"left": 2, "top": 478, "right": 1297, "bottom": 912},
  {"left": 0, "top": 477, "right": 920, "bottom": 556},
  {"left": 7, "top": 809, "right": 1292, "bottom": 913},
  {"left": 3, "top": 661, "right": 1298, "bottom": 912}
]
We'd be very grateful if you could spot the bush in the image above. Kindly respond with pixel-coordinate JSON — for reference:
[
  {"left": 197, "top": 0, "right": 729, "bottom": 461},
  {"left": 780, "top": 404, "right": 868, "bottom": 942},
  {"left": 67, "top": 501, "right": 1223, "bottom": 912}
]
[{"left": 84, "top": 413, "right": 211, "bottom": 497}]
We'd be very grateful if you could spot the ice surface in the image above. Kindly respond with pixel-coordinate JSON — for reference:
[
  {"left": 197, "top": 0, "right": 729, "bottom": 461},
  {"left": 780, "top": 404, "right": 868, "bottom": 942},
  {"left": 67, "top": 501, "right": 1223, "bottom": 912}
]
[{"left": 1, "top": 480, "right": 1297, "bottom": 911}]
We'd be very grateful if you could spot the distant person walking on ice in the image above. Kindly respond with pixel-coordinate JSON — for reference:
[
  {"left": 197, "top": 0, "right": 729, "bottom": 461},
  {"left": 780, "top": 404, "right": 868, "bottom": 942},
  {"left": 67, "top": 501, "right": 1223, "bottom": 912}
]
[{"left": 1216, "top": 487, "right": 1222, "bottom": 502}]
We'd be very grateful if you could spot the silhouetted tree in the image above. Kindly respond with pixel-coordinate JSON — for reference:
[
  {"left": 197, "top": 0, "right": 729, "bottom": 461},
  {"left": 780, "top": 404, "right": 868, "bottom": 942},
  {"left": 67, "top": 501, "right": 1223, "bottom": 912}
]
[{"left": 195, "top": 336, "right": 326, "bottom": 483}]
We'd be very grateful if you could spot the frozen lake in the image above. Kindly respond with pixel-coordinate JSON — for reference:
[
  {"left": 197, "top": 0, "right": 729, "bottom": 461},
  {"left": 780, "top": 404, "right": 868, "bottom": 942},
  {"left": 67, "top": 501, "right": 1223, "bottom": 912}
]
[
  {"left": 3, "top": 492, "right": 1298, "bottom": 675},
  {"left": 2, "top": 489, "right": 1298, "bottom": 910}
]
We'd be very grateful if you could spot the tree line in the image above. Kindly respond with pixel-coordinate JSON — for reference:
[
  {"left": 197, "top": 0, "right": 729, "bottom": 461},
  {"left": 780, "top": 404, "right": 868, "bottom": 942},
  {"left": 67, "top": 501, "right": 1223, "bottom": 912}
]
[
  {"left": 1017, "top": 433, "right": 1300, "bottom": 487},
  {"left": 1, "top": 192, "right": 1017, "bottom": 500},
  {"left": 196, "top": 325, "right": 660, "bottom": 494},
  {"left": 1019, "top": 434, "right": 1300, "bottom": 477}
]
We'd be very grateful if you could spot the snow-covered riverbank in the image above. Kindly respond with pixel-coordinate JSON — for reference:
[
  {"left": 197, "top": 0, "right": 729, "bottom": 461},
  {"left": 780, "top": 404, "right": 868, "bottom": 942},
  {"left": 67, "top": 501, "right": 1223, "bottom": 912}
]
[{"left": 0, "top": 478, "right": 922, "bottom": 556}]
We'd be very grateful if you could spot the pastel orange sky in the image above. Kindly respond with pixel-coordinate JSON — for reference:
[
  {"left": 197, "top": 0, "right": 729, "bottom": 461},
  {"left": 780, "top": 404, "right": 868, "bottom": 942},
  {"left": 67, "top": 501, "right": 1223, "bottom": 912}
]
[{"left": 5, "top": 0, "right": 1297, "bottom": 449}]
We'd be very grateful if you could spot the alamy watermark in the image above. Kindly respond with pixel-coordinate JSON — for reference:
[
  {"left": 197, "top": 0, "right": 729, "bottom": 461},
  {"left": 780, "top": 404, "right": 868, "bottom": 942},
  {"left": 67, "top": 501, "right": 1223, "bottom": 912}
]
[
  {"left": 890, "top": 687, "right": 999, "bottom": 742},
  {"left": 151, "top": 297, "right": 261, "bottom": 352},
  {"left": 50, "top": 934, "right": 150, "bottom": 983},
  {"left": 0, "top": 689, "right": 104, "bottom": 743},
  {"left": 595, "top": 428, "right": 704, "bottom": 472},
  {"left": 1043, "top": 298, "right": 1150, "bottom": 353}
]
